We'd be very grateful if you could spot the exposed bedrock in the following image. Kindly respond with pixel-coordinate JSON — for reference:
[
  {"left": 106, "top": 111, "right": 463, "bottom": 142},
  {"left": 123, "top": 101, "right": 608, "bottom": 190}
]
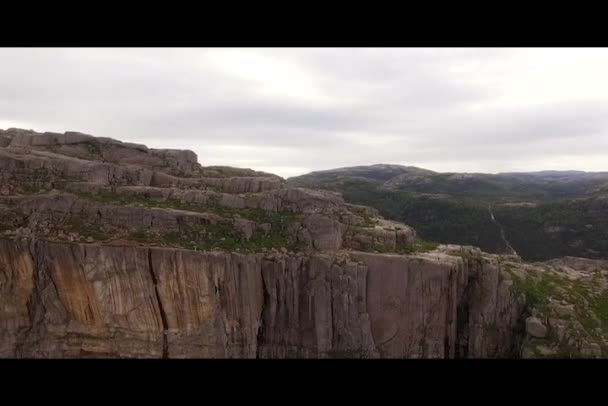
[{"left": 0, "top": 239, "right": 524, "bottom": 358}]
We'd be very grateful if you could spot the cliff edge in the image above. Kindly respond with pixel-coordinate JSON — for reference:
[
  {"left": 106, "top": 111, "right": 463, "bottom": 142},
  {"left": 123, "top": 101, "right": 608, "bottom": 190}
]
[{"left": 0, "top": 128, "right": 606, "bottom": 358}]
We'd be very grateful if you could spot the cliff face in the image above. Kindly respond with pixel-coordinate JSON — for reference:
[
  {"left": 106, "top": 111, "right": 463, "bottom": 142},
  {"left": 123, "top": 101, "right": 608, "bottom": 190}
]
[
  {"left": 0, "top": 128, "right": 606, "bottom": 358},
  {"left": 0, "top": 238, "right": 526, "bottom": 358}
]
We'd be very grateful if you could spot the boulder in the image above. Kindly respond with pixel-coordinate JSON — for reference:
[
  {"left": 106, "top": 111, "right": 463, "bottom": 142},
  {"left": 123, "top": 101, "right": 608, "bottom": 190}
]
[
  {"left": 302, "top": 214, "right": 343, "bottom": 251},
  {"left": 580, "top": 342, "right": 602, "bottom": 358},
  {"left": 526, "top": 317, "right": 548, "bottom": 338},
  {"left": 552, "top": 303, "right": 576, "bottom": 318}
]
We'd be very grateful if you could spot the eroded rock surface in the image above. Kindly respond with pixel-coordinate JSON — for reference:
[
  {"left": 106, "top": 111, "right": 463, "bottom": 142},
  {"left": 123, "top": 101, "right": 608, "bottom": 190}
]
[
  {"left": 1, "top": 128, "right": 607, "bottom": 358},
  {"left": 1, "top": 239, "right": 530, "bottom": 358}
]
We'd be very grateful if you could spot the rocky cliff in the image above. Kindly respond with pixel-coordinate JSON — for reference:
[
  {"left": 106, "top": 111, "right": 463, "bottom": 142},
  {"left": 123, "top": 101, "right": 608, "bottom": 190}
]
[
  {"left": 0, "top": 128, "right": 606, "bottom": 358},
  {"left": 1, "top": 239, "right": 525, "bottom": 358}
]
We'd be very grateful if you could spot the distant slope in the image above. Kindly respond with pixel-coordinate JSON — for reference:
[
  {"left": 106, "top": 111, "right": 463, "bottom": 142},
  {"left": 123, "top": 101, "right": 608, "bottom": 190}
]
[{"left": 289, "top": 164, "right": 608, "bottom": 260}]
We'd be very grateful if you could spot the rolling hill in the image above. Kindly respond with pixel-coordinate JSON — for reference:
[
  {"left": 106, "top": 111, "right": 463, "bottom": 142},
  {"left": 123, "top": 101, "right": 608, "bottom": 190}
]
[{"left": 289, "top": 164, "right": 608, "bottom": 261}]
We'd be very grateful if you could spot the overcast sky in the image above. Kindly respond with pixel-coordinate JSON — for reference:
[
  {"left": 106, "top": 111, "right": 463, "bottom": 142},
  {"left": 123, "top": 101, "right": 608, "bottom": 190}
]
[{"left": 1, "top": 47, "right": 608, "bottom": 178}]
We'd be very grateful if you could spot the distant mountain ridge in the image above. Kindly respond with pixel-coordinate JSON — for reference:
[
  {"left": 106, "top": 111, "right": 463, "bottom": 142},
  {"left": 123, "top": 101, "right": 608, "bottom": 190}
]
[
  {"left": 293, "top": 164, "right": 608, "bottom": 195},
  {"left": 289, "top": 164, "right": 608, "bottom": 261}
]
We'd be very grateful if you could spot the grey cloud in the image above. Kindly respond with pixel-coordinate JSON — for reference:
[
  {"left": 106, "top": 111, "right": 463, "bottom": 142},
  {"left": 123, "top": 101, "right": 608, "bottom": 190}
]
[
  {"left": 413, "top": 101, "right": 608, "bottom": 148},
  {"left": 1, "top": 48, "right": 607, "bottom": 177}
]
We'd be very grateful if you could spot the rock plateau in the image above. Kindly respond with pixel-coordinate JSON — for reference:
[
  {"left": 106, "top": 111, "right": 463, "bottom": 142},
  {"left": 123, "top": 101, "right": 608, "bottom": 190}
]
[{"left": 0, "top": 128, "right": 606, "bottom": 358}]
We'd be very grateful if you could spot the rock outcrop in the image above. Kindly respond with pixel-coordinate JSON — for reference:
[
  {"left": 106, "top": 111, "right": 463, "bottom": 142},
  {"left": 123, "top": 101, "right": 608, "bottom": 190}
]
[
  {"left": 1, "top": 239, "right": 527, "bottom": 358},
  {"left": 0, "top": 128, "right": 606, "bottom": 358}
]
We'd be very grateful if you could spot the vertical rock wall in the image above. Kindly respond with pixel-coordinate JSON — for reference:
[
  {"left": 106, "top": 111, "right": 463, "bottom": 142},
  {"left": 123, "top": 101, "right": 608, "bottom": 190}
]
[{"left": 0, "top": 238, "right": 526, "bottom": 358}]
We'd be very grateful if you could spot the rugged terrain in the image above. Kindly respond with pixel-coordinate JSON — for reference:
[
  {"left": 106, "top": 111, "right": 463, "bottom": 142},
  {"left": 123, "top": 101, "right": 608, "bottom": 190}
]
[
  {"left": 0, "top": 129, "right": 607, "bottom": 358},
  {"left": 289, "top": 164, "right": 608, "bottom": 261}
]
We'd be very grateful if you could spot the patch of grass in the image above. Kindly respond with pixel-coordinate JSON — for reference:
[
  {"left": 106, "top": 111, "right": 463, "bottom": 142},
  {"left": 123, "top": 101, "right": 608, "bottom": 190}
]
[
  {"left": 396, "top": 238, "right": 440, "bottom": 254},
  {"left": 129, "top": 222, "right": 304, "bottom": 253},
  {"left": 413, "top": 239, "right": 440, "bottom": 252},
  {"left": 73, "top": 189, "right": 305, "bottom": 252},
  {"left": 506, "top": 266, "right": 608, "bottom": 337},
  {"left": 73, "top": 190, "right": 298, "bottom": 227},
  {"left": 129, "top": 229, "right": 149, "bottom": 241},
  {"left": 360, "top": 212, "right": 379, "bottom": 227},
  {"left": 563, "top": 279, "right": 599, "bottom": 332},
  {"left": 572, "top": 289, "right": 608, "bottom": 334},
  {"left": 508, "top": 272, "right": 554, "bottom": 312},
  {"left": 591, "top": 294, "right": 608, "bottom": 327},
  {"left": 67, "top": 222, "right": 108, "bottom": 241},
  {"left": 371, "top": 238, "right": 439, "bottom": 255}
]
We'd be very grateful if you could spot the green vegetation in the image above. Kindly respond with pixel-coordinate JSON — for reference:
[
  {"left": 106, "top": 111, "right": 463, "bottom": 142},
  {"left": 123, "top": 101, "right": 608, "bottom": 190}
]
[
  {"left": 73, "top": 190, "right": 298, "bottom": 226},
  {"left": 412, "top": 238, "right": 440, "bottom": 252},
  {"left": 503, "top": 267, "right": 607, "bottom": 358},
  {"left": 129, "top": 221, "right": 303, "bottom": 253},
  {"left": 290, "top": 178, "right": 509, "bottom": 254},
  {"left": 129, "top": 229, "right": 148, "bottom": 241},
  {"left": 360, "top": 211, "right": 379, "bottom": 227},
  {"left": 66, "top": 221, "right": 108, "bottom": 241},
  {"left": 70, "top": 189, "right": 303, "bottom": 252},
  {"left": 396, "top": 238, "right": 440, "bottom": 254},
  {"left": 508, "top": 272, "right": 555, "bottom": 312},
  {"left": 288, "top": 166, "right": 608, "bottom": 261},
  {"left": 591, "top": 294, "right": 608, "bottom": 327},
  {"left": 368, "top": 237, "right": 439, "bottom": 255},
  {"left": 563, "top": 279, "right": 608, "bottom": 334},
  {"left": 494, "top": 199, "right": 608, "bottom": 261},
  {"left": 506, "top": 268, "right": 608, "bottom": 335}
]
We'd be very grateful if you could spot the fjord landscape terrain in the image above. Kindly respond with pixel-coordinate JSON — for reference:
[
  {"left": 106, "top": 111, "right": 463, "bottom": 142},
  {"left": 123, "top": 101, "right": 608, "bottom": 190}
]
[
  {"left": 1, "top": 128, "right": 607, "bottom": 359},
  {"left": 289, "top": 164, "right": 608, "bottom": 262}
]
